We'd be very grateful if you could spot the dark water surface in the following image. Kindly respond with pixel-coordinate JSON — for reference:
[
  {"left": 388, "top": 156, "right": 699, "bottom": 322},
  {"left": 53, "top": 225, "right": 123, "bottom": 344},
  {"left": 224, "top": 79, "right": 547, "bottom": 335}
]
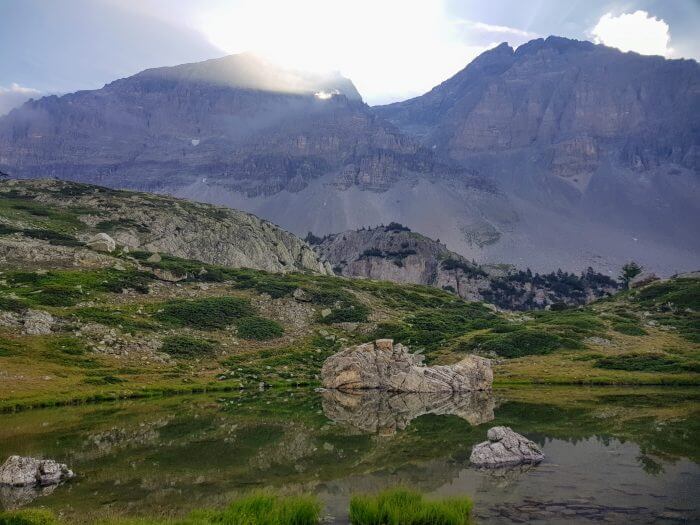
[{"left": 0, "top": 386, "right": 698, "bottom": 523}]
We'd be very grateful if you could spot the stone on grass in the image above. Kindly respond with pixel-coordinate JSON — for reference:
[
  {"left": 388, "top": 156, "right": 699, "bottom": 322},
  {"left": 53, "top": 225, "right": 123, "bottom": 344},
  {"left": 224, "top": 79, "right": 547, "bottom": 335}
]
[
  {"left": 86, "top": 232, "right": 116, "bottom": 252},
  {"left": 470, "top": 426, "right": 544, "bottom": 467},
  {"left": 321, "top": 339, "right": 492, "bottom": 392}
]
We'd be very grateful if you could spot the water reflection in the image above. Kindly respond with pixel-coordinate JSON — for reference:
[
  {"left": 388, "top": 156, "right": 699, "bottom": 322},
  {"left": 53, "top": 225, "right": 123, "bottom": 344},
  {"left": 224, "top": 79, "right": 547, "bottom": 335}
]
[{"left": 321, "top": 389, "right": 495, "bottom": 435}]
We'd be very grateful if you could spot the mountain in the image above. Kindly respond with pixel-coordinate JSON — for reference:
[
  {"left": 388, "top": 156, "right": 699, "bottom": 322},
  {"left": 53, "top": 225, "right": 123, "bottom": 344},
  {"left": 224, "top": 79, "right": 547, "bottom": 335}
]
[
  {"left": 310, "top": 223, "right": 618, "bottom": 309},
  {"left": 1, "top": 39, "right": 698, "bottom": 274},
  {"left": 0, "top": 178, "right": 326, "bottom": 274},
  {"left": 375, "top": 37, "right": 700, "bottom": 274}
]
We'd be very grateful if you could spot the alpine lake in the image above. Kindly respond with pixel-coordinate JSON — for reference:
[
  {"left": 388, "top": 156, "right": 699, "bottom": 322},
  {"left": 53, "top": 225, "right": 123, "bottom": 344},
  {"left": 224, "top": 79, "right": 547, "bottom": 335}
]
[{"left": 1, "top": 386, "right": 698, "bottom": 524}]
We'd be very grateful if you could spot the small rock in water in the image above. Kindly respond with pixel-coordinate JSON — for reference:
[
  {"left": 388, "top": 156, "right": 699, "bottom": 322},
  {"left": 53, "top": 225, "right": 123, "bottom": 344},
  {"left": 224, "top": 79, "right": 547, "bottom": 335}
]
[
  {"left": 470, "top": 426, "right": 544, "bottom": 467},
  {"left": 0, "top": 455, "right": 75, "bottom": 487}
]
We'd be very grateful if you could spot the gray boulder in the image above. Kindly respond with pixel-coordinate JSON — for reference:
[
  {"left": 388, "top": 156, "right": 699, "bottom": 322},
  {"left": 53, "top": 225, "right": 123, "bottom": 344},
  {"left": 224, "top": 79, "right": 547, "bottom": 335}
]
[
  {"left": 0, "top": 456, "right": 75, "bottom": 487},
  {"left": 470, "top": 426, "right": 544, "bottom": 467},
  {"left": 22, "top": 309, "right": 54, "bottom": 335},
  {"left": 321, "top": 339, "right": 492, "bottom": 392},
  {"left": 86, "top": 232, "right": 116, "bottom": 252}
]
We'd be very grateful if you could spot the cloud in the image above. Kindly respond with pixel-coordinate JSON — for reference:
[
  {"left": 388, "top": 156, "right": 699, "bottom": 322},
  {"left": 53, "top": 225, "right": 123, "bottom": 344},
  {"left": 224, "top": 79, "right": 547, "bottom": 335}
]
[
  {"left": 458, "top": 20, "right": 537, "bottom": 39},
  {"left": 591, "top": 10, "right": 673, "bottom": 57},
  {"left": 0, "top": 83, "right": 41, "bottom": 116}
]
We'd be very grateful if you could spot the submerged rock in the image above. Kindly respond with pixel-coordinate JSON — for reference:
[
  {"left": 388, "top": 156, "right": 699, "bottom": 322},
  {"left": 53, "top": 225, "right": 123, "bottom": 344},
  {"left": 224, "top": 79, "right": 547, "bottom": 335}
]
[
  {"left": 321, "top": 339, "right": 492, "bottom": 392},
  {"left": 0, "top": 456, "right": 75, "bottom": 487},
  {"left": 470, "top": 426, "right": 544, "bottom": 467}
]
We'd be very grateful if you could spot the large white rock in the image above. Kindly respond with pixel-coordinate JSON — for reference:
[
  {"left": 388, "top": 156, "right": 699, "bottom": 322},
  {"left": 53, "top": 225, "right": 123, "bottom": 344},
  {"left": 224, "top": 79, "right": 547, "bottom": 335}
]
[
  {"left": 0, "top": 456, "right": 74, "bottom": 487},
  {"left": 86, "top": 232, "right": 116, "bottom": 253},
  {"left": 22, "top": 309, "right": 54, "bottom": 335},
  {"left": 470, "top": 426, "right": 544, "bottom": 467},
  {"left": 321, "top": 339, "right": 492, "bottom": 392}
]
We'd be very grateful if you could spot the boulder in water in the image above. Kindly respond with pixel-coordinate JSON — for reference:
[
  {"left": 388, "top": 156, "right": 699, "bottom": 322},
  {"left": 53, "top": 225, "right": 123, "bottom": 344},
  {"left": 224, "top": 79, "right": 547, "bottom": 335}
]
[
  {"left": 470, "top": 426, "right": 544, "bottom": 467},
  {"left": 0, "top": 456, "right": 75, "bottom": 487}
]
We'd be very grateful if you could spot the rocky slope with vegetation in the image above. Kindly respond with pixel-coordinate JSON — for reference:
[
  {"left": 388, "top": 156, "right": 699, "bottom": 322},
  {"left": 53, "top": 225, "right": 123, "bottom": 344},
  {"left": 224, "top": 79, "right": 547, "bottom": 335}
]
[
  {"left": 0, "top": 178, "right": 326, "bottom": 274},
  {"left": 310, "top": 224, "right": 619, "bottom": 309},
  {"left": 0, "top": 183, "right": 697, "bottom": 411}
]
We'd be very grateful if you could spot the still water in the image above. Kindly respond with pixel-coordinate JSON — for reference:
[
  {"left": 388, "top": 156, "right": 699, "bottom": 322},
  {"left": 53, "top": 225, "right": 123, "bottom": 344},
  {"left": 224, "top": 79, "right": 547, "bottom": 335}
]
[{"left": 0, "top": 386, "right": 698, "bottom": 523}]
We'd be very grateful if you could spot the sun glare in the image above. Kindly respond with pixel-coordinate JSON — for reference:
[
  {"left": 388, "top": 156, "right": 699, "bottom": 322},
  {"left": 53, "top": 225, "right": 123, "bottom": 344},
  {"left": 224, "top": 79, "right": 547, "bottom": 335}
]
[{"left": 196, "top": 0, "right": 494, "bottom": 103}]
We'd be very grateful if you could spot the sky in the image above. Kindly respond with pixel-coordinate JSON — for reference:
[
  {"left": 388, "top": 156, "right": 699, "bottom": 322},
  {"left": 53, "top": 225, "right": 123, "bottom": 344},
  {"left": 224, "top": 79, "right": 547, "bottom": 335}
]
[{"left": 1, "top": 0, "right": 699, "bottom": 113}]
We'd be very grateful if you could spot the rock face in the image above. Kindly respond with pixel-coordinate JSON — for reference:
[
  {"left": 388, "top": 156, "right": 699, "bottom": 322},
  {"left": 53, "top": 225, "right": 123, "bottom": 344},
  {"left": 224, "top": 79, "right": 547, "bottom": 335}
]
[
  {"left": 321, "top": 339, "right": 492, "bottom": 392},
  {"left": 0, "top": 456, "right": 74, "bottom": 487},
  {"left": 312, "top": 224, "right": 618, "bottom": 309},
  {"left": 470, "top": 426, "right": 545, "bottom": 467},
  {"left": 22, "top": 309, "right": 54, "bottom": 335},
  {"left": 322, "top": 389, "right": 495, "bottom": 435},
  {"left": 0, "top": 179, "right": 326, "bottom": 274}
]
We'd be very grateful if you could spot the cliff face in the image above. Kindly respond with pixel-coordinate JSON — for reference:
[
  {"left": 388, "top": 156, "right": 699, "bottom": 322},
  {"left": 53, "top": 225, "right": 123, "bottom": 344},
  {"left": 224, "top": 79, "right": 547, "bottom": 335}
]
[
  {"left": 0, "top": 179, "right": 326, "bottom": 274},
  {"left": 312, "top": 225, "right": 618, "bottom": 310},
  {"left": 0, "top": 53, "right": 461, "bottom": 196}
]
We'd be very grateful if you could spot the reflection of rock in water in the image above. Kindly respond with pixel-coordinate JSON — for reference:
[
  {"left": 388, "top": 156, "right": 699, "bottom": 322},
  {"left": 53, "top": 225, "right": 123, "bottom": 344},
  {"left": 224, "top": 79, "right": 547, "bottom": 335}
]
[
  {"left": 0, "top": 483, "right": 57, "bottom": 510},
  {"left": 321, "top": 389, "right": 495, "bottom": 435}
]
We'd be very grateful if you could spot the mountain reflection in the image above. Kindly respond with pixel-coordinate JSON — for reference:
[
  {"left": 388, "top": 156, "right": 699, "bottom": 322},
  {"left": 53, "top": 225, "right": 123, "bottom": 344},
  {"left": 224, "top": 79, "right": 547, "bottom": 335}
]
[{"left": 321, "top": 389, "right": 495, "bottom": 435}]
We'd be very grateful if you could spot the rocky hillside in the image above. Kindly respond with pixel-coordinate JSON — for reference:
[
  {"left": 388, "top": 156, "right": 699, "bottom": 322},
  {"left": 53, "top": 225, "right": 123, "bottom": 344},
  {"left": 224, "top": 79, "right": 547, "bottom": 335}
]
[
  {"left": 310, "top": 224, "right": 618, "bottom": 309},
  {"left": 0, "top": 178, "right": 326, "bottom": 274}
]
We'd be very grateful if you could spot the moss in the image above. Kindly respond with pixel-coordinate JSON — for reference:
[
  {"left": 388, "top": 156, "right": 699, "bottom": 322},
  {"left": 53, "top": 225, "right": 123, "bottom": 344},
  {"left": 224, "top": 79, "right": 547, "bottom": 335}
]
[
  {"left": 349, "top": 488, "right": 472, "bottom": 525},
  {"left": 237, "top": 317, "right": 284, "bottom": 340},
  {"left": 155, "top": 297, "right": 253, "bottom": 329},
  {"left": 161, "top": 336, "right": 219, "bottom": 358}
]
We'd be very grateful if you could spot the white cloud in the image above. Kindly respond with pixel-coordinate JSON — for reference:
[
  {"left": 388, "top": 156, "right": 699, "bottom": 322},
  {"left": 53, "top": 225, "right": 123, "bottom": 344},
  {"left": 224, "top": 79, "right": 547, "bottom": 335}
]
[
  {"left": 591, "top": 10, "right": 673, "bottom": 57},
  {"left": 0, "top": 83, "right": 41, "bottom": 116},
  {"left": 458, "top": 20, "right": 537, "bottom": 39}
]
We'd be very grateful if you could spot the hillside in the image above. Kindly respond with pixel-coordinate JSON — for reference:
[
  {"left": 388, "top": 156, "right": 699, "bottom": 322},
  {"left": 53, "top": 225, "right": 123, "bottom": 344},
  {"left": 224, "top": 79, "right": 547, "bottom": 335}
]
[
  {"left": 0, "top": 183, "right": 697, "bottom": 410},
  {"left": 0, "top": 178, "right": 326, "bottom": 274},
  {"left": 311, "top": 224, "right": 618, "bottom": 309}
]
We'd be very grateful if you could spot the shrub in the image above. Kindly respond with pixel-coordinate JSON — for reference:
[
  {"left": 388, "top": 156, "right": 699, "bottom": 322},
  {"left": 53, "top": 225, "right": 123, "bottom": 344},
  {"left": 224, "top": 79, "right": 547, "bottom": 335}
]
[
  {"left": 161, "top": 336, "right": 218, "bottom": 358},
  {"left": 0, "top": 296, "right": 27, "bottom": 312},
  {"left": 460, "top": 328, "right": 567, "bottom": 358},
  {"left": 594, "top": 353, "right": 697, "bottom": 373},
  {"left": 74, "top": 307, "right": 157, "bottom": 333},
  {"left": 34, "top": 285, "right": 83, "bottom": 306},
  {"left": 349, "top": 488, "right": 472, "bottom": 525},
  {"left": 385, "top": 222, "right": 411, "bottom": 232},
  {"left": 322, "top": 304, "right": 370, "bottom": 323},
  {"left": 237, "top": 317, "right": 284, "bottom": 340},
  {"left": 99, "top": 271, "right": 152, "bottom": 294},
  {"left": 612, "top": 322, "right": 647, "bottom": 336},
  {"left": 155, "top": 297, "right": 252, "bottom": 329}
]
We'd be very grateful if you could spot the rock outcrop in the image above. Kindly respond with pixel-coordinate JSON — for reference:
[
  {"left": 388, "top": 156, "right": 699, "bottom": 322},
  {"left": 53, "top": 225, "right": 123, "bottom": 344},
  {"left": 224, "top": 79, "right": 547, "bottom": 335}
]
[
  {"left": 0, "top": 179, "right": 326, "bottom": 274},
  {"left": 321, "top": 339, "right": 492, "bottom": 392},
  {"left": 322, "top": 389, "right": 495, "bottom": 435},
  {"left": 0, "top": 456, "right": 74, "bottom": 487},
  {"left": 22, "top": 309, "right": 54, "bottom": 335},
  {"left": 470, "top": 426, "right": 544, "bottom": 467},
  {"left": 312, "top": 224, "right": 619, "bottom": 309}
]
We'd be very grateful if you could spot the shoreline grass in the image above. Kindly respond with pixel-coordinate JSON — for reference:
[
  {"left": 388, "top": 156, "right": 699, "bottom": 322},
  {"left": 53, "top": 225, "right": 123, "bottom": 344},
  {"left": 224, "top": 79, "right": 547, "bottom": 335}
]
[{"left": 349, "top": 488, "right": 472, "bottom": 525}]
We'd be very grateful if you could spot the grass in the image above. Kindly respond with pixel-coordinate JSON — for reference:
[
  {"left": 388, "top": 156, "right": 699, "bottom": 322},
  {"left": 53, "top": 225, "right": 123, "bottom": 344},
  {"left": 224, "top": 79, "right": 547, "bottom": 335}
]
[
  {"left": 0, "top": 492, "right": 321, "bottom": 525},
  {"left": 349, "top": 488, "right": 472, "bottom": 525},
  {"left": 595, "top": 353, "right": 700, "bottom": 373}
]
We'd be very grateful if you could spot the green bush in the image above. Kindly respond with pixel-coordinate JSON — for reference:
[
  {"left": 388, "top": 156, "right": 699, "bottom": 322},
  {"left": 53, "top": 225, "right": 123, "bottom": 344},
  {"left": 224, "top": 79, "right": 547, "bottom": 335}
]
[
  {"left": 34, "top": 285, "right": 83, "bottom": 306},
  {"left": 161, "top": 336, "right": 218, "bottom": 358},
  {"left": 595, "top": 353, "right": 698, "bottom": 373},
  {"left": 0, "top": 296, "right": 27, "bottom": 312},
  {"left": 322, "top": 304, "right": 371, "bottom": 323},
  {"left": 237, "top": 317, "right": 284, "bottom": 340},
  {"left": 612, "top": 322, "right": 647, "bottom": 336},
  {"left": 349, "top": 488, "right": 472, "bottom": 525},
  {"left": 460, "top": 328, "right": 568, "bottom": 358},
  {"left": 155, "top": 297, "right": 252, "bottom": 329},
  {"left": 74, "top": 308, "right": 157, "bottom": 333}
]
